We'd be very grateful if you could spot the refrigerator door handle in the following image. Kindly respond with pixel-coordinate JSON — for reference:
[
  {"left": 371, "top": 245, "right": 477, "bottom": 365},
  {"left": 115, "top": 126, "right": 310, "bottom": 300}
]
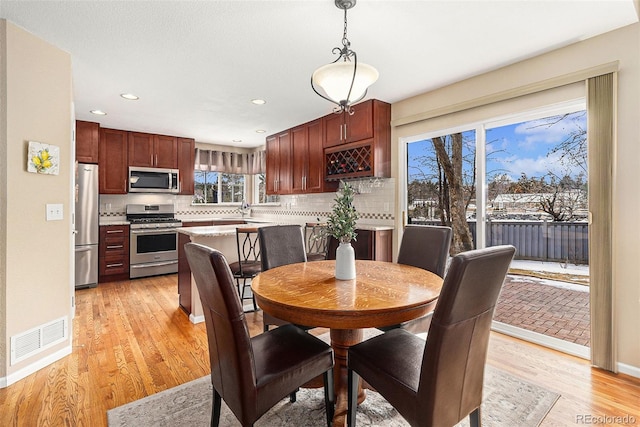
[{"left": 75, "top": 246, "right": 92, "bottom": 253}]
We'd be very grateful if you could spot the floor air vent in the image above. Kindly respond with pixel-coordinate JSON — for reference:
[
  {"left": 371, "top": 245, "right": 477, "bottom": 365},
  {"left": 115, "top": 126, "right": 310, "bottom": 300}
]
[{"left": 10, "top": 317, "right": 68, "bottom": 365}]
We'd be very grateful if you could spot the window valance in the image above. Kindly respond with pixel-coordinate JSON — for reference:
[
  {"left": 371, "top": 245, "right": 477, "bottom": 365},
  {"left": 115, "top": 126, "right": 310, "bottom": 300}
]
[{"left": 195, "top": 148, "right": 265, "bottom": 175}]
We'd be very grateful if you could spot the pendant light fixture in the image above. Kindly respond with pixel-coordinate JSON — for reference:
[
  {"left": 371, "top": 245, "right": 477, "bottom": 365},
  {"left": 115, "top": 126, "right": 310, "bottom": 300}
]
[{"left": 311, "top": 0, "right": 378, "bottom": 114}]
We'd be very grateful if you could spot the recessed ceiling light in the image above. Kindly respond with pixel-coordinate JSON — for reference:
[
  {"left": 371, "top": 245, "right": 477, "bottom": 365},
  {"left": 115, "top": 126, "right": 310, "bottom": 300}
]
[
  {"left": 255, "top": 129, "right": 266, "bottom": 134},
  {"left": 251, "top": 99, "right": 266, "bottom": 105},
  {"left": 120, "top": 93, "right": 139, "bottom": 100},
  {"left": 90, "top": 110, "right": 107, "bottom": 115}
]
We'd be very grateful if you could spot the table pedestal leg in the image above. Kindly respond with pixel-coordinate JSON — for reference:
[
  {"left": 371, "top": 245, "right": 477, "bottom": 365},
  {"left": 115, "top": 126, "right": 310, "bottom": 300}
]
[{"left": 330, "top": 328, "right": 365, "bottom": 427}]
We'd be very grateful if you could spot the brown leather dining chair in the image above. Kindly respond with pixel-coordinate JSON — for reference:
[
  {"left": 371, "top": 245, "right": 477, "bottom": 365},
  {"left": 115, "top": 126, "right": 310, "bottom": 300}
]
[
  {"left": 347, "top": 245, "right": 516, "bottom": 427},
  {"left": 258, "top": 224, "right": 311, "bottom": 332},
  {"left": 378, "top": 224, "right": 452, "bottom": 333},
  {"left": 228, "top": 227, "right": 261, "bottom": 311},
  {"left": 185, "top": 242, "right": 335, "bottom": 427}
]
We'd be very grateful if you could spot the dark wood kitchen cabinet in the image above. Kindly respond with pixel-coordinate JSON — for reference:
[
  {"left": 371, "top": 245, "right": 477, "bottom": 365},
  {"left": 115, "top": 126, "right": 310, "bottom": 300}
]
[
  {"left": 327, "top": 228, "right": 393, "bottom": 262},
  {"left": 323, "top": 99, "right": 385, "bottom": 148},
  {"left": 99, "top": 224, "right": 130, "bottom": 283},
  {"left": 291, "top": 119, "right": 328, "bottom": 194},
  {"left": 177, "top": 137, "right": 195, "bottom": 195},
  {"left": 324, "top": 99, "right": 391, "bottom": 181},
  {"left": 75, "top": 120, "right": 99, "bottom": 164},
  {"left": 178, "top": 221, "right": 211, "bottom": 313},
  {"left": 99, "top": 128, "right": 128, "bottom": 194},
  {"left": 128, "top": 132, "right": 178, "bottom": 169},
  {"left": 178, "top": 220, "right": 245, "bottom": 314},
  {"left": 265, "top": 130, "right": 291, "bottom": 195}
]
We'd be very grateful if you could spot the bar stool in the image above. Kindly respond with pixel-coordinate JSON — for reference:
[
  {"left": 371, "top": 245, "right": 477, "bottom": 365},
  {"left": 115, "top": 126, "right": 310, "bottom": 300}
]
[
  {"left": 305, "top": 222, "right": 328, "bottom": 262},
  {"left": 228, "top": 227, "right": 261, "bottom": 311}
]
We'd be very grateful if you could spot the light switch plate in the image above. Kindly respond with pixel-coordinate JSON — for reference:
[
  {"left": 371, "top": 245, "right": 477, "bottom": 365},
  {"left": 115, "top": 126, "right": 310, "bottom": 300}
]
[{"left": 46, "top": 204, "right": 64, "bottom": 221}]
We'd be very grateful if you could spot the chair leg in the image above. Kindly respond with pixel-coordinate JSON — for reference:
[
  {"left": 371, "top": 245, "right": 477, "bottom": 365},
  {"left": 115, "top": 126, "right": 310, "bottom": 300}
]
[
  {"left": 251, "top": 289, "right": 257, "bottom": 311},
  {"left": 235, "top": 278, "right": 242, "bottom": 300},
  {"left": 211, "top": 388, "right": 221, "bottom": 427},
  {"left": 347, "top": 369, "right": 359, "bottom": 427},
  {"left": 323, "top": 368, "right": 335, "bottom": 427},
  {"left": 469, "top": 407, "right": 481, "bottom": 427}
]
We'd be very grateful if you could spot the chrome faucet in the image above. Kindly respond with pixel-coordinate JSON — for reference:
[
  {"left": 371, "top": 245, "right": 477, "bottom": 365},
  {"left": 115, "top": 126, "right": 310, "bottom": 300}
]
[{"left": 239, "top": 199, "right": 250, "bottom": 218}]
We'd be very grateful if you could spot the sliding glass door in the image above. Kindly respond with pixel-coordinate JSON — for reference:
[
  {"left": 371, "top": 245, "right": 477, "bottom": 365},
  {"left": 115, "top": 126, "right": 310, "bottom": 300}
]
[{"left": 403, "top": 101, "right": 590, "bottom": 357}]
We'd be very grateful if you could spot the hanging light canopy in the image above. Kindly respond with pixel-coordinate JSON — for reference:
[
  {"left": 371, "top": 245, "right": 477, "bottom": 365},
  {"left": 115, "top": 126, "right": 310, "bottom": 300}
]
[{"left": 311, "top": 0, "right": 378, "bottom": 114}]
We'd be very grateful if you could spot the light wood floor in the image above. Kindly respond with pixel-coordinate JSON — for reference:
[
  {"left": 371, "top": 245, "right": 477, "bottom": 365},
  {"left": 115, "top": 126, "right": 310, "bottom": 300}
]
[{"left": 1, "top": 274, "right": 639, "bottom": 426}]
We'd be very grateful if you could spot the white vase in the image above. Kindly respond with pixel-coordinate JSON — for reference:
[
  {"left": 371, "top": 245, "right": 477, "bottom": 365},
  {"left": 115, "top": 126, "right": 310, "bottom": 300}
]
[{"left": 335, "top": 241, "right": 356, "bottom": 280}]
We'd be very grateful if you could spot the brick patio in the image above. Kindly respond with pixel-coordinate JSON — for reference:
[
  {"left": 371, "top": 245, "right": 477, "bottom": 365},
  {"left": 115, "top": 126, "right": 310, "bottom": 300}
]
[{"left": 494, "top": 274, "right": 591, "bottom": 346}]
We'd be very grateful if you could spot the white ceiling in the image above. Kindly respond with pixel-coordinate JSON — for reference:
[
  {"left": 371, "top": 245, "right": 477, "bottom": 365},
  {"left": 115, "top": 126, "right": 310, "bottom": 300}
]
[{"left": 2, "top": 1, "right": 637, "bottom": 148}]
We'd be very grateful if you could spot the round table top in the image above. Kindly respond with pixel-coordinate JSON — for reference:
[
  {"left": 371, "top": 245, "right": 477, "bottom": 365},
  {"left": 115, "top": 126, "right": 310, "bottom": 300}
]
[{"left": 251, "top": 260, "right": 443, "bottom": 329}]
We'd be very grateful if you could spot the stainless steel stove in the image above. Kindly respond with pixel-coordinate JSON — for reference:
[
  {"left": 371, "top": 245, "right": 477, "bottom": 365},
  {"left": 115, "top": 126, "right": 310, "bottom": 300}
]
[{"left": 126, "top": 204, "right": 182, "bottom": 278}]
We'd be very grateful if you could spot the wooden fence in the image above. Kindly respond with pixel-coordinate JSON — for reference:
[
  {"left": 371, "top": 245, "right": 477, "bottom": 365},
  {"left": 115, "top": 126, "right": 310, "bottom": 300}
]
[{"left": 410, "top": 219, "right": 589, "bottom": 264}]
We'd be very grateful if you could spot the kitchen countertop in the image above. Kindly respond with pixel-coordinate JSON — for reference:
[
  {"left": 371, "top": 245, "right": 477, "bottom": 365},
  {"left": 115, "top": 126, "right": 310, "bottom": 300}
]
[
  {"left": 177, "top": 223, "right": 278, "bottom": 237},
  {"left": 100, "top": 217, "right": 393, "bottom": 231},
  {"left": 355, "top": 225, "right": 393, "bottom": 231},
  {"left": 99, "top": 219, "right": 130, "bottom": 226},
  {"left": 180, "top": 217, "right": 274, "bottom": 224}
]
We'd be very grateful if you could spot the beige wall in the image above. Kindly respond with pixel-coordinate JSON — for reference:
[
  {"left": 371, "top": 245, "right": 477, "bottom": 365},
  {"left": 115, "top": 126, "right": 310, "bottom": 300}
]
[
  {"left": 1, "top": 20, "right": 73, "bottom": 381},
  {"left": 391, "top": 23, "right": 640, "bottom": 372}
]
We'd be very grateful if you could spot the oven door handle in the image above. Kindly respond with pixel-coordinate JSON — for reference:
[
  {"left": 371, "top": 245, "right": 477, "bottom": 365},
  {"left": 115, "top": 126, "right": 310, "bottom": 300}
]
[
  {"left": 130, "top": 260, "right": 178, "bottom": 269},
  {"left": 131, "top": 228, "right": 177, "bottom": 235}
]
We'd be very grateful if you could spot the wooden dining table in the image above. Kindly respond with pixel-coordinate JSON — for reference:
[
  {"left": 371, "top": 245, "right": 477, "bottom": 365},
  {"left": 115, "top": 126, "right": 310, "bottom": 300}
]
[{"left": 251, "top": 259, "right": 443, "bottom": 427}]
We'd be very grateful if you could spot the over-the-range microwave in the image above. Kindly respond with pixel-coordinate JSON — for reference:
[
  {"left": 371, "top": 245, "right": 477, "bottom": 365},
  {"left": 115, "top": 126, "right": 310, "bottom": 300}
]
[{"left": 128, "top": 166, "right": 179, "bottom": 193}]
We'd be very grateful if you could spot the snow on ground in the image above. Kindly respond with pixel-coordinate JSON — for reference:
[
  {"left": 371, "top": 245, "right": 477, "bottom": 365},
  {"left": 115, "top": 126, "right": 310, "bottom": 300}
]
[
  {"left": 509, "top": 259, "right": 589, "bottom": 292},
  {"left": 510, "top": 259, "right": 589, "bottom": 276},
  {"left": 507, "top": 274, "right": 589, "bottom": 292}
]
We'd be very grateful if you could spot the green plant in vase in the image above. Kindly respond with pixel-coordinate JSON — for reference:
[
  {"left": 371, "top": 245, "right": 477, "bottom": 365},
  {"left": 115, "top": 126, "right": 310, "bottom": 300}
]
[{"left": 327, "top": 182, "right": 359, "bottom": 279}]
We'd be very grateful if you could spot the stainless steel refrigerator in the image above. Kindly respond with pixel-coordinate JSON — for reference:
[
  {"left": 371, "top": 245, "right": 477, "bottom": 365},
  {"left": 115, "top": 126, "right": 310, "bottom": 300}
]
[{"left": 75, "top": 163, "right": 99, "bottom": 288}]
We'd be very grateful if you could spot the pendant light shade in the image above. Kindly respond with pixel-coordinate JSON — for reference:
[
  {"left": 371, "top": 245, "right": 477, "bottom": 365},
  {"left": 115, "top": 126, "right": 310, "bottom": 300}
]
[
  {"left": 311, "top": 0, "right": 378, "bottom": 114},
  {"left": 312, "top": 61, "right": 378, "bottom": 106}
]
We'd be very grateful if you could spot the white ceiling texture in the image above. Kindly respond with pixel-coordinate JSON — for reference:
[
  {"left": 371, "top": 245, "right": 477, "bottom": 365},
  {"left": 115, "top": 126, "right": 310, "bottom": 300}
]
[{"left": 1, "top": 1, "right": 638, "bottom": 148}]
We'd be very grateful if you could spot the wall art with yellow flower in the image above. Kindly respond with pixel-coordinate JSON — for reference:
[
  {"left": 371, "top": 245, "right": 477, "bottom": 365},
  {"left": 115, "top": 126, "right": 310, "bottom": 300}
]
[{"left": 27, "top": 141, "right": 60, "bottom": 175}]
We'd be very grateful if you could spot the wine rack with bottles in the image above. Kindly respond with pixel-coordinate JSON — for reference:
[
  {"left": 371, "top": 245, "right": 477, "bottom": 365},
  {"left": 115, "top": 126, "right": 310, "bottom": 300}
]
[{"left": 325, "top": 143, "right": 372, "bottom": 180}]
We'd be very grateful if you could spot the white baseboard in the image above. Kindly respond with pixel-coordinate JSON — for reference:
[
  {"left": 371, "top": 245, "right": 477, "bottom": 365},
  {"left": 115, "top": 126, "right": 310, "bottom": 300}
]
[
  {"left": 617, "top": 362, "right": 640, "bottom": 379},
  {"left": 492, "top": 321, "right": 591, "bottom": 359},
  {"left": 189, "top": 305, "right": 256, "bottom": 325},
  {"left": 189, "top": 313, "right": 204, "bottom": 324},
  {"left": 0, "top": 344, "right": 72, "bottom": 389},
  {"left": 492, "top": 322, "right": 640, "bottom": 378}
]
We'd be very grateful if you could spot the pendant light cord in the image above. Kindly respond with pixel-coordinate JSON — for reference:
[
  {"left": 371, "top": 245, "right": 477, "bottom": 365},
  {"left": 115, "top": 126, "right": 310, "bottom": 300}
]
[{"left": 341, "top": 7, "right": 351, "bottom": 55}]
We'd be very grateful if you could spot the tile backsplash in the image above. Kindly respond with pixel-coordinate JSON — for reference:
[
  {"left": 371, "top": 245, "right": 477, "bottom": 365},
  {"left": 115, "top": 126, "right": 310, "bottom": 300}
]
[{"left": 100, "top": 178, "right": 395, "bottom": 227}]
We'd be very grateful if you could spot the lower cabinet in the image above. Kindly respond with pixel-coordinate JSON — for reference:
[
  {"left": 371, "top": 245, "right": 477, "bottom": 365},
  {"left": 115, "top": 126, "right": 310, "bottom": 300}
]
[
  {"left": 178, "top": 220, "right": 245, "bottom": 314},
  {"left": 99, "top": 224, "right": 130, "bottom": 283},
  {"left": 327, "top": 228, "right": 393, "bottom": 262}
]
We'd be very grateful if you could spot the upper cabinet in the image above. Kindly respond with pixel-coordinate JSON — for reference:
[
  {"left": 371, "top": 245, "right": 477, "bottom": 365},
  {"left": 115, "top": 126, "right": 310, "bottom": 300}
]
[
  {"left": 324, "top": 99, "right": 391, "bottom": 181},
  {"left": 177, "top": 137, "right": 195, "bottom": 195},
  {"left": 75, "top": 120, "right": 99, "bottom": 164},
  {"left": 97, "top": 128, "right": 194, "bottom": 195},
  {"left": 265, "top": 99, "right": 390, "bottom": 195},
  {"left": 290, "top": 119, "right": 332, "bottom": 194},
  {"left": 265, "top": 131, "right": 291, "bottom": 195},
  {"left": 323, "top": 100, "right": 375, "bottom": 148},
  {"left": 128, "top": 132, "right": 178, "bottom": 169},
  {"left": 99, "top": 128, "right": 128, "bottom": 194}
]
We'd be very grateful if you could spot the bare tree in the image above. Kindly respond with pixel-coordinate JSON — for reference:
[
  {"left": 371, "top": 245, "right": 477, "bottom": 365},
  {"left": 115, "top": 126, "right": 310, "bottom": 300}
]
[{"left": 432, "top": 134, "right": 474, "bottom": 253}]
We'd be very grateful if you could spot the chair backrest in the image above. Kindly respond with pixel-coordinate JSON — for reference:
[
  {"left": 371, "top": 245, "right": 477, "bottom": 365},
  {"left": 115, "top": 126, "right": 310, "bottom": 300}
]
[
  {"left": 235, "top": 227, "right": 260, "bottom": 274},
  {"left": 397, "top": 224, "right": 452, "bottom": 278},
  {"left": 305, "top": 222, "right": 328, "bottom": 258},
  {"left": 184, "top": 243, "right": 256, "bottom": 420},
  {"left": 258, "top": 225, "right": 307, "bottom": 271},
  {"left": 418, "top": 245, "right": 516, "bottom": 426}
]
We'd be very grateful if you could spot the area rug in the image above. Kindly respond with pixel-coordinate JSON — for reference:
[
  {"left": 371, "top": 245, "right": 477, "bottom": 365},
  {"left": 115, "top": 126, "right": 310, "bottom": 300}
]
[{"left": 107, "top": 365, "right": 559, "bottom": 427}]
